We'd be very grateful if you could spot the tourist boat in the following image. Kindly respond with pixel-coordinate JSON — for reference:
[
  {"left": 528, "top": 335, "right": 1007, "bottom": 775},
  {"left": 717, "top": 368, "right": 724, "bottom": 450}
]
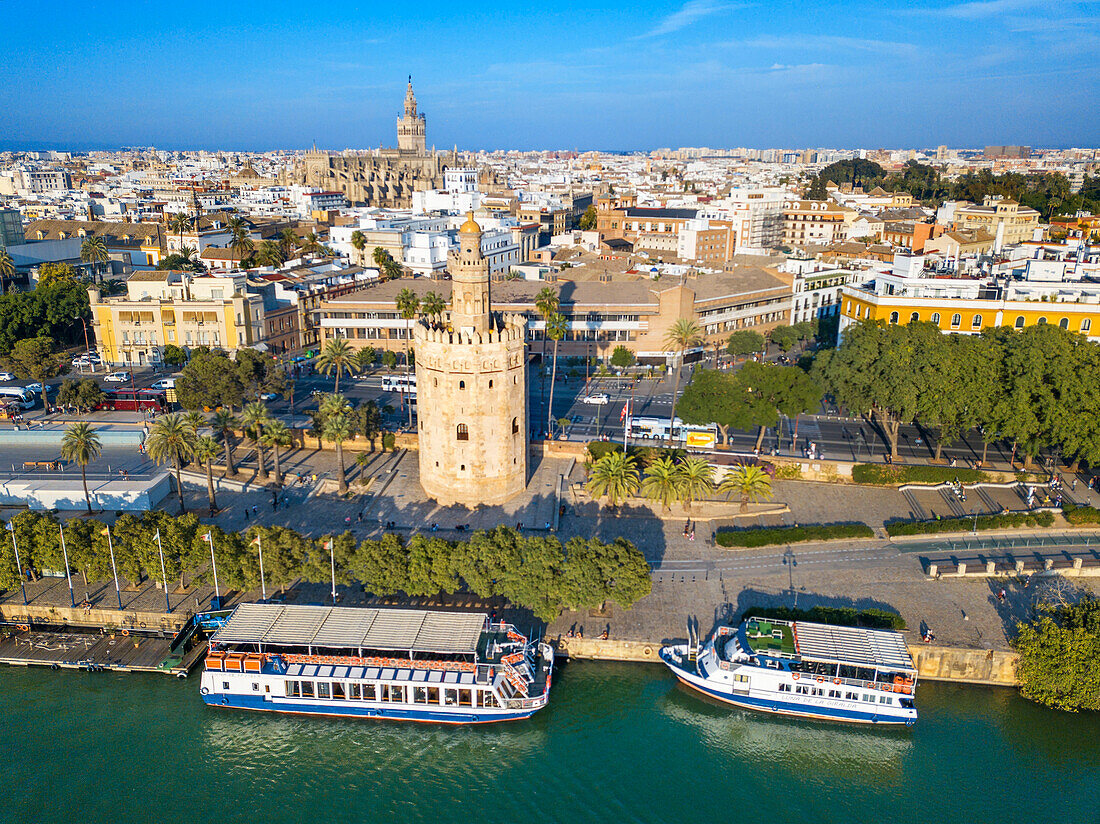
[
  {"left": 200, "top": 604, "right": 554, "bottom": 724},
  {"left": 660, "top": 617, "right": 918, "bottom": 725}
]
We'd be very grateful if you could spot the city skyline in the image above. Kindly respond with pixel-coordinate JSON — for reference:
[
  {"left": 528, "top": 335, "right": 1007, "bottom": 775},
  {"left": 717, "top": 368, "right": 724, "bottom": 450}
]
[{"left": 2, "top": 0, "right": 1099, "bottom": 152}]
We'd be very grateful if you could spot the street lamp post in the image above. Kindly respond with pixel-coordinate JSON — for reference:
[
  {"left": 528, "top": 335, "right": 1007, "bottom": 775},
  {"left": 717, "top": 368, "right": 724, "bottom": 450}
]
[
  {"left": 73, "top": 315, "right": 95, "bottom": 372},
  {"left": 782, "top": 548, "right": 798, "bottom": 606},
  {"left": 972, "top": 507, "right": 980, "bottom": 535}
]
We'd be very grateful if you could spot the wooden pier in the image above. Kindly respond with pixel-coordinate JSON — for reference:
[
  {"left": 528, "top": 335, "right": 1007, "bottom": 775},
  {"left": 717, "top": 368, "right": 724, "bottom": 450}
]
[{"left": 0, "top": 626, "right": 205, "bottom": 676}]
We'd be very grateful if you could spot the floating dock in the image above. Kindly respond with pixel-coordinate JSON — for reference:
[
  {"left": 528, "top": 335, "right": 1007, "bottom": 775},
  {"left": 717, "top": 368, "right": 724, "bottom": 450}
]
[{"left": 0, "top": 624, "right": 208, "bottom": 676}]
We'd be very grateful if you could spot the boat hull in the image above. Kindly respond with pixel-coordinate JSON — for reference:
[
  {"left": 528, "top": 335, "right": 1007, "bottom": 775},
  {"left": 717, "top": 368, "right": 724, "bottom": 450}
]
[
  {"left": 200, "top": 690, "right": 541, "bottom": 724},
  {"left": 660, "top": 646, "right": 915, "bottom": 727}
]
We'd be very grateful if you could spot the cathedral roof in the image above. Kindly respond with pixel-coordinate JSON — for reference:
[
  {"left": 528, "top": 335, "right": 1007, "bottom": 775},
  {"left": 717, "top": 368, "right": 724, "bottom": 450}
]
[{"left": 459, "top": 211, "right": 482, "bottom": 234}]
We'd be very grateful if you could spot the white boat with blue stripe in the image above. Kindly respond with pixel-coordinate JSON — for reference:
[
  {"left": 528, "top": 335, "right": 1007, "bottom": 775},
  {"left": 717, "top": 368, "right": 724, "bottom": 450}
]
[
  {"left": 661, "top": 616, "right": 917, "bottom": 726},
  {"left": 200, "top": 603, "right": 554, "bottom": 724}
]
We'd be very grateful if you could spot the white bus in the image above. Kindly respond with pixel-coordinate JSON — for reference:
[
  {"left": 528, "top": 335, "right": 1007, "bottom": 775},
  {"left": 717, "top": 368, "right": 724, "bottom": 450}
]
[
  {"left": 0, "top": 386, "right": 36, "bottom": 409},
  {"left": 628, "top": 416, "right": 717, "bottom": 448},
  {"left": 381, "top": 375, "right": 417, "bottom": 397}
]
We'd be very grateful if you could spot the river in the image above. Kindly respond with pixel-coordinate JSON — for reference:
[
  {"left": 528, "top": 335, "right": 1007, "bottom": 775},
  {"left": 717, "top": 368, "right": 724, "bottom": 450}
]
[{"left": 0, "top": 662, "right": 1096, "bottom": 824}]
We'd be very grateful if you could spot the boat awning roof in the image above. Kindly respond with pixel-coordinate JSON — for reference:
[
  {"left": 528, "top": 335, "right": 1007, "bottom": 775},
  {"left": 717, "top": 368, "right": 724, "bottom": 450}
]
[
  {"left": 211, "top": 603, "right": 487, "bottom": 655},
  {"left": 793, "top": 621, "right": 914, "bottom": 672}
]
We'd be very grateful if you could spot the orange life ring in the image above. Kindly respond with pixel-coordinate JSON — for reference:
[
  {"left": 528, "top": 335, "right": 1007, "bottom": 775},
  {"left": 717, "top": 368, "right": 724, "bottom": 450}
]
[
  {"left": 121, "top": 629, "right": 130, "bottom": 636},
  {"left": 865, "top": 682, "right": 874, "bottom": 689},
  {"left": 815, "top": 676, "right": 824, "bottom": 683},
  {"left": 833, "top": 678, "right": 841, "bottom": 685},
  {"left": 791, "top": 672, "right": 800, "bottom": 680},
  {"left": 18, "top": 624, "right": 29, "bottom": 632}
]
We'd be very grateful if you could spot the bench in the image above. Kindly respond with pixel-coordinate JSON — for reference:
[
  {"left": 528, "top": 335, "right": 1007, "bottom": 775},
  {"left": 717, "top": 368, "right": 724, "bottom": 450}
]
[{"left": 22, "top": 461, "right": 62, "bottom": 471}]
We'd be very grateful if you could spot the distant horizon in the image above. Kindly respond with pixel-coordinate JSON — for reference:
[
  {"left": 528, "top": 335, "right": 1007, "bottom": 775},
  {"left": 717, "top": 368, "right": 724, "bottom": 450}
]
[{"left": 2, "top": 0, "right": 1098, "bottom": 150}]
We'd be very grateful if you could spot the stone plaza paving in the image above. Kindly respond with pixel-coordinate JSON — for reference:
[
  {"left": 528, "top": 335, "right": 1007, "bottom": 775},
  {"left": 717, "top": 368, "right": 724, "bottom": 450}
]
[{"left": 4, "top": 444, "right": 1100, "bottom": 655}]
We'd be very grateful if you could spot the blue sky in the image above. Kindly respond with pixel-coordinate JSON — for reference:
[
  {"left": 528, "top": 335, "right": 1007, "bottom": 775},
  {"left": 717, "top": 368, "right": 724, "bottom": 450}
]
[{"left": 1, "top": 0, "right": 1098, "bottom": 151}]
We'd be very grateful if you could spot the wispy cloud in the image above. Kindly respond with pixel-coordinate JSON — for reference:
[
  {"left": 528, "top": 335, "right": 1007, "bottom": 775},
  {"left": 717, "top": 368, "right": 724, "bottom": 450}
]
[
  {"left": 639, "top": 0, "right": 749, "bottom": 38},
  {"left": 939, "top": 0, "right": 1037, "bottom": 19},
  {"left": 731, "top": 33, "right": 917, "bottom": 55}
]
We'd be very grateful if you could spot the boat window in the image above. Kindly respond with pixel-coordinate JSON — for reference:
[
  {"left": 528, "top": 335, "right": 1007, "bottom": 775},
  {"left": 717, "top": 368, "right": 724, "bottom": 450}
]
[
  {"left": 734, "top": 674, "right": 750, "bottom": 683},
  {"left": 285, "top": 680, "right": 300, "bottom": 697},
  {"left": 252, "top": 682, "right": 260, "bottom": 692},
  {"left": 333, "top": 682, "right": 346, "bottom": 700},
  {"left": 828, "top": 689, "right": 841, "bottom": 698},
  {"left": 444, "top": 689, "right": 459, "bottom": 706},
  {"left": 900, "top": 698, "right": 915, "bottom": 709},
  {"left": 427, "top": 687, "right": 440, "bottom": 704},
  {"left": 863, "top": 694, "right": 876, "bottom": 703},
  {"left": 484, "top": 692, "right": 501, "bottom": 708},
  {"left": 845, "top": 692, "right": 859, "bottom": 700},
  {"left": 301, "top": 681, "right": 315, "bottom": 698},
  {"left": 765, "top": 660, "right": 780, "bottom": 669},
  {"left": 379, "top": 684, "right": 390, "bottom": 701},
  {"left": 839, "top": 665, "right": 875, "bottom": 681},
  {"left": 778, "top": 683, "right": 792, "bottom": 693},
  {"left": 364, "top": 683, "right": 376, "bottom": 701},
  {"left": 413, "top": 687, "right": 428, "bottom": 704},
  {"left": 350, "top": 683, "right": 361, "bottom": 699},
  {"left": 317, "top": 682, "right": 331, "bottom": 699},
  {"left": 459, "top": 689, "right": 473, "bottom": 707}
]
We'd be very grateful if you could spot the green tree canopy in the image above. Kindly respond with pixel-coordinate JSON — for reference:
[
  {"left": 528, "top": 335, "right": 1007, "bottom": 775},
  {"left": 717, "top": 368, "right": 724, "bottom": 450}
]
[
  {"left": 1013, "top": 593, "right": 1100, "bottom": 712},
  {"left": 727, "top": 329, "right": 765, "bottom": 358}
]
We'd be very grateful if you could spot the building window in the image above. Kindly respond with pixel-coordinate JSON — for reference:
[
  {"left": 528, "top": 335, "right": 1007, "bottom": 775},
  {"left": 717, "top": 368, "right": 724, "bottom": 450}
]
[
  {"left": 931, "top": 312, "right": 940, "bottom": 324},
  {"left": 456, "top": 424, "right": 468, "bottom": 441},
  {"left": 1015, "top": 316, "right": 1025, "bottom": 329},
  {"left": 488, "top": 379, "right": 493, "bottom": 389},
  {"left": 910, "top": 312, "right": 919, "bottom": 323},
  {"left": 951, "top": 314, "right": 961, "bottom": 328},
  {"left": 1082, "top": 318, "right": 1092, "bottom": 333},
  {"left": 972, "top": 315, "right": 982, "bottom": 328},
  {"left": 512, "top": 417, "right": 519, "bottom": 434},
  {"left": 1059, "top": 318, "right": 1069, "bottom": 329},
  {"left": 889, "top": 312, "right": 899, "bottom": 324},
  {"left": 459, "top": 380, "right": 465, "bottom": 390},
  {"left": 1037, "top": 317, "right": 1047, "bottom": 325}
]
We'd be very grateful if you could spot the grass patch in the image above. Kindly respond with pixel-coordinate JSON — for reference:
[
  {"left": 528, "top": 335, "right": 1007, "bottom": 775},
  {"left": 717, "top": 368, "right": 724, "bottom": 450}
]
[
  {"left": 739, "top": 605, "right": 906, "bottom": 631},
  {"left": 1063, "top": 503, "right": 1100, "bottom": 525},
  {"left": 852, "top": 464, "right": 991, "bottom": 485},
  {"left": 715, "top": 522, "right": 874, "bottom": 547},
  {"left": 886, "top": 511, "right": 1055, "bottom": 536}
]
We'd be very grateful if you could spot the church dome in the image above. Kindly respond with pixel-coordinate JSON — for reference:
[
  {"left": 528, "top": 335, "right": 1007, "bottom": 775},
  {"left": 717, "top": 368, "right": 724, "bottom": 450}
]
[{"left": 460, "top": 211, "right": 481, "bottom": 234}]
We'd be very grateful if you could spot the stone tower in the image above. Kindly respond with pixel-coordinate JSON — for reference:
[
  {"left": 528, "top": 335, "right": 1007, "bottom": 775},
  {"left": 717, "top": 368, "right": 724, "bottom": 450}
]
[
  {"left": 413, "top": 213, "right": 528, "bottom": 506},
  {"left": 397, "top": 77, "right": 427, "bottom": 156}
]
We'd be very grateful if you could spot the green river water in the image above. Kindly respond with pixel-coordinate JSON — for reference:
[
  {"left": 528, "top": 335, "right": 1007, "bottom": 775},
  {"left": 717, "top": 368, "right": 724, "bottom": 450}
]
[{"left": 0, "top": 661, "right": 1097, "bottom": 824}]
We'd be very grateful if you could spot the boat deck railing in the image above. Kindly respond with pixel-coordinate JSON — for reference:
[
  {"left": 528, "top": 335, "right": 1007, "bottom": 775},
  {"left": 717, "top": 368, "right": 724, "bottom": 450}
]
[{"left": 714, "top": 658, "right": 915, "bottom": 695}]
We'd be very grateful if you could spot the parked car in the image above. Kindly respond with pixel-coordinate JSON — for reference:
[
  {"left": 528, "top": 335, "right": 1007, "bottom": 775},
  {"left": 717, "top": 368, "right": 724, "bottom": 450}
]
[
  {"left": 25, "top": 383, "right": 56, "bottom": 394},
  {"left": 582, "top": 393, "right": 610, "bottom": 405},
  {"left": 258, "top": 392, "right": 278, "bottom": 401},
  {"left": 150, "top": 378, "right": 176, "bottom": 391},
  {"left": 104, "top": 371, "right": 131, "bottom": 383},
  {"left": 0, "top": 372, "right": 14, "bottom": 382}
]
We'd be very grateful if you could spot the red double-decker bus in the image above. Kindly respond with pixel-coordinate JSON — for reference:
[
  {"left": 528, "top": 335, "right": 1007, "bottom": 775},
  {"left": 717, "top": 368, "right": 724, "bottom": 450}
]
[{"left": 97, "top": 388, "right": 168, "bottom": 413}]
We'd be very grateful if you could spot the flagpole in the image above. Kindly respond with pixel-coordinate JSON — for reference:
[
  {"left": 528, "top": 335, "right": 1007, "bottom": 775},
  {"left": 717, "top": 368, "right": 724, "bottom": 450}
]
[
  {"left": 155, "top": 530, "right": 171, "bottom": 613},
  {"left": 104, "top": 524, "right": 123, "bottom": 610},
  {"left": 328, "top": 539, "right": 336, "bottom": 606},
  {"left": 205, "top": 532, "right": 221, "bottom": 603},
  {"left": 7, "top": 523, "right": 28, "bottom": 606},
  {"left": 256, "top": 533, "right": 267, "bottom": 602},
  {"left": 59, "top": 522, "right": 74, "bottom": 608}
]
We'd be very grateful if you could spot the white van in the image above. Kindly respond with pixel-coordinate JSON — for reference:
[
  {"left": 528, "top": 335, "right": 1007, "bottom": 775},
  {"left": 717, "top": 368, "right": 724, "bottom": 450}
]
[{"left": 151, "top": 378, "right": 176, "bottom": 391}]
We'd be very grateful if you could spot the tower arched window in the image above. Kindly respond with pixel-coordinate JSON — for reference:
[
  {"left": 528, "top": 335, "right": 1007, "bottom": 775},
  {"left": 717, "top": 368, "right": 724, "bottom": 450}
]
[
  {"left": 459, "top": 380, "right": 465, "bottom": 390},
  {"left": 512, "top": 417, "right": 519, "bottom": 434},
  {"left": 456, "top": 423, "right": 469, "bottom": 441},
  {"left": 931, "top": 312, "right": 941, "bottom": 324},
  {"left": 1015, "top": 316, "right": 1025, "bottom": 329},
  {"left": 1059, "top": 317, "right": 1069, "bottom": 329},
  {"left": 488, "top": 379, "right": 493, "bottom": 389},
  {"left": 951, "top": 314, "right": 961, "bottom": 328}
]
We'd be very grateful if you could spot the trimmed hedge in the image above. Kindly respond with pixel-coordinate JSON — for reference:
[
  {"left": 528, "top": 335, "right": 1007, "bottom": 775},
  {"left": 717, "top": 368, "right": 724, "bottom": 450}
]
[
  {"left": 738, "top": 605, "right": 906, "bottom": 631},
  {"left": 886, "top": 511, "right": 1055, "bottom": 536},
  {"left": 1063, "top": 503, "right": 1100, "bottom": 525},
  {"left": 716, "top": 522, "right": 874, "bottom": 548},
  {"left": 586, "top": 441, "right": 624, "bottom": 462},
  {"left": 852, "top": 464, "right": 991, "bottom": 485}
]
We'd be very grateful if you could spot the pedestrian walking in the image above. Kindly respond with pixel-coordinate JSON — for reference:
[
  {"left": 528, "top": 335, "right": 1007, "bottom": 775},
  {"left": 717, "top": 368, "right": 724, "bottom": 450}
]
[
  {"left": 244, "top": 508, "right": 249, "bottom": 522},
  {"left": 252, "top": 505, "right": 258, "bottom": 517}
]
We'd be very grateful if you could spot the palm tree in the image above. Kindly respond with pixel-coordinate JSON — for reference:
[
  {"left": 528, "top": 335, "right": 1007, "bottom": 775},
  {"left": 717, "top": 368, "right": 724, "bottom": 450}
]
[
  {"left": 169, "top": 213, "right": 191, "bottom": 255},
  {"left": 228, "top": 216, "right": 253, "bottom": 269},
  {"left": 0, "top": 249, "right": 14, "bottom": 293},
  {"left": 350, "top": 230, "right": 366, "bottom": 265},
  {"left": 279, "top": 228, "right": 300, "bottom": 260},
  {"left": 321, "top": 394, "right": 353, "bottom": 494},
  {"left": 421, "top": 291, "right": 446, "bottom": 326},
  {"left": 664, "top": 318, "right": 704, "bottom": 446},
  {"left": 255, "top": 240, "right": 284, "bottom": 267},
  {"left": 640, "top": 456, "right": 682, "bottom": 511},
  {"left": 395, "top": 288, "right": 420, "bottom": 427},
  {"left": 316, "top": 336, "right": 359, "bottom": 394},
  {"left": 586, "top": 451, "right": 640, "bottom": 507},
  {"left": 194, "top": 435, "right": 220, "bottom": 514},
  {"left": 545, "top": 312, "right": 567, "bottom": 437},
  {"left": 211, "top": 409, "right": 240, "bottom": 477},
  {"left": 300, "top": 230, "right": 325, "bottom": 257},
  {"left": 145, "top": 413, "right": 198, "bottom": 514},
  {"left": 60, "top": 422, "right": 102, "bottom": 514},
  {"left": 372, "top": 246, "right": 389, "bottom": 271},
  {"left": 352, "top": 347, "right": 375, "bottom": 373},
  {"left": 80, "top": 235, "right": 109, "bottom": 272},
  {"left": 718, "top": 464, "right": 774, "bottom": 512},
  {"left": 260, "top": 419, "right": 292, "bottom": 487},
  {"left": 183, "top": 410, "right": 207, "bottom": 434},
  {"left": 677, "top": 456, "right": 714, "bottom": 511},
  {"left": 535, "top": 286, "right": 559, "bottom": 404},
  {"left": 240, "top": 402, "right": 272, "bottom": 481}
]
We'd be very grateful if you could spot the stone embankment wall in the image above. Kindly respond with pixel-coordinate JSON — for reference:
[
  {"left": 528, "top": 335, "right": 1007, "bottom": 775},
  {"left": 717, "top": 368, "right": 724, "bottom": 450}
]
[
  {"left": 0, "top": 602, "right": 191, "bottom": 633},
  {"left": 557, "top": 637, "right": 1020, "bottom": 687}
]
